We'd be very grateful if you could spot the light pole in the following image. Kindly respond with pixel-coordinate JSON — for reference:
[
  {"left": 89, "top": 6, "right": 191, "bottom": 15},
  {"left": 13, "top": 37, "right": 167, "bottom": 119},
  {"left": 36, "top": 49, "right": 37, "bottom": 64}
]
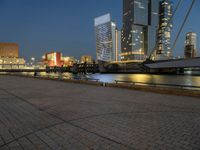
[{"left": 31, "top": 57, "right": 35, "bottom": 67}]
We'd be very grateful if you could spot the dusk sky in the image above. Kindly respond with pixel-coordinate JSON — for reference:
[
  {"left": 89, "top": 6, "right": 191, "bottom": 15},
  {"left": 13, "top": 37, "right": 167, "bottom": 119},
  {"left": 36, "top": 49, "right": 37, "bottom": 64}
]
[{"left": 0, "top": 0, "right": 199, "bottom": 61}]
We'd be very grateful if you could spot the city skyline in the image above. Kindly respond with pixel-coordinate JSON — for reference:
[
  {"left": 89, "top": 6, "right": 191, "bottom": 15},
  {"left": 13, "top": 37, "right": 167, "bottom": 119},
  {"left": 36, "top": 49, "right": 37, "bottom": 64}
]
[{"left": 0, "top": 0, "right": 199, "bottom": 60}]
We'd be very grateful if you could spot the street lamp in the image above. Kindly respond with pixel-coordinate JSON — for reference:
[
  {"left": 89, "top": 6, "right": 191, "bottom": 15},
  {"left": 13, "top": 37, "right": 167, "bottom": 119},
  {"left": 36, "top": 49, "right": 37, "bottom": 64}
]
[
  {"left": 31, "top": 57, "right": 35, "bottom": 61},
  {"left": 30, "top": 57, "right": 35, "bottom": 67}
]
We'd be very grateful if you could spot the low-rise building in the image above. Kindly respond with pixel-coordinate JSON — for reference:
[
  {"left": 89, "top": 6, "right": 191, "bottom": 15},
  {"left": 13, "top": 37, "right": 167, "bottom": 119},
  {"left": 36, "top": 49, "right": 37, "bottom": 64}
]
[
  {"left": 0, "top": 43, "right": 25, "bottom": 69},
  {"left": 62, "top": 56, "right": 77, "bottom": 67},
  {"left": 0, "top": 57, "right": 25, "bottom": 69},
  {"left": 0, "top": 43, "right": 19, "bottom": 58},
  {"left": 42, "top": 51, "right": 77, "bottom": 67},
  {"left": 42, "top": 52, "right": 63, "bottom": 67},
  {"left": 80, "top": 55, "right": 93, "bottom": 63}
]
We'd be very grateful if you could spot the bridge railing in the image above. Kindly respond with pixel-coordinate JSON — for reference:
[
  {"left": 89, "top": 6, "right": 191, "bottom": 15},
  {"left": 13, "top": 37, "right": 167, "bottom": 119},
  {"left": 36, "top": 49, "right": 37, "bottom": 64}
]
[{"left": 115, "top": 80, "right": 200, "bottom": 90}]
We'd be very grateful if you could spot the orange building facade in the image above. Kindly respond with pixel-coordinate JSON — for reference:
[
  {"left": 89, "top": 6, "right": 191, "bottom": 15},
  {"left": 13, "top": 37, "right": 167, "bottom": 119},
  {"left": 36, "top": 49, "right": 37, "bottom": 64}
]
[
  {"left": 43, "top": 52, "right": 63, "bottom": 67},
  {"left": 0, "top": 43, "right": 19, "bottom": 58},
  {"left": 42, "top": 52, "right": 77, "bottom": 67}
]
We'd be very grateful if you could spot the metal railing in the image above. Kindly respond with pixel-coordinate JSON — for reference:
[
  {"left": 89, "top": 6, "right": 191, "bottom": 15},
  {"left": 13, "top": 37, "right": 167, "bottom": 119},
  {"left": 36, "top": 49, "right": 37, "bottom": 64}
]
[
  {"left": 36, "top": 74, "right": 100, "bottom": 82},
  {"left": 73, "top": 77, "right": 99, "bottom": 82},
  {"left": 25, "top": 73, "right": 100, "bottom": 82},
  {"left": 85, "top": 78, "right": 100, "bottom": 82},
  {"left": 115, "top": 80, "right": 200, "bottom": 90}
]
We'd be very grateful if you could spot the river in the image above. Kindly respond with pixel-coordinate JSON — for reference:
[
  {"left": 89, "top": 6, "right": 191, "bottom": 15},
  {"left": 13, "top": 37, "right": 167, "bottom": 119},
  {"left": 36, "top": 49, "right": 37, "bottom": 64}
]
[{"left": 32, "top": 72, "right": 200, "bottom": 87}]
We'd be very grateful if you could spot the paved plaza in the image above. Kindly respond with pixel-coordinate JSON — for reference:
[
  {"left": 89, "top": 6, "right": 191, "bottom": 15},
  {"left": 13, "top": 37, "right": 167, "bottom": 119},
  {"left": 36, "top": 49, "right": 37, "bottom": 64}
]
[{"left": 0, "top": 75, "right": 200, "bottom": 150}]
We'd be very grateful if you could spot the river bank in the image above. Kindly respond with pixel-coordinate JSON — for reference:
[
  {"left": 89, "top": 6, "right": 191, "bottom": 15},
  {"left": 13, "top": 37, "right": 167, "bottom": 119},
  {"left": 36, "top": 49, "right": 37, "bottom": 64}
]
[{"left": 3, "top": 73, "right": 200, "bottom": 98}]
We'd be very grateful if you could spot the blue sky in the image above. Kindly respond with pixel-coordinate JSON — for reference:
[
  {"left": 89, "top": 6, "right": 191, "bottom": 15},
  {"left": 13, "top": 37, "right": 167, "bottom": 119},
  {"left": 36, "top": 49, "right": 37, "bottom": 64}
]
[{"left": 0, "top": 0, "right": 199, "bottom": 61}]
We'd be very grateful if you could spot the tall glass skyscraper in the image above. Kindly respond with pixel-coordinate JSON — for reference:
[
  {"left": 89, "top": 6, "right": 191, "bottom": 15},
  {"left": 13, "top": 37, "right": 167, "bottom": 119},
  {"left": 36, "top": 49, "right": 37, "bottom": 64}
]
[
  {"left": 95, "top": 14, "right": 121, "bottom": 62},
  {"left": 155, "top": 0, "right": 173, "bottom": 60},
  {"left": 185, "top": 32, "right": 197, "bottom": 58},
  {"left": 121, "top": 0, "right": 159, "bottom": 61}
]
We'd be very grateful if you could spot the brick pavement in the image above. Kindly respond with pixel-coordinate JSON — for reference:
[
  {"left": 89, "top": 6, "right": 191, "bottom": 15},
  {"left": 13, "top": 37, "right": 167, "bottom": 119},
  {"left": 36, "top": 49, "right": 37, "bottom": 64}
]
[{"left": 0, "top": 75, "right": 200, "bottom": 150}]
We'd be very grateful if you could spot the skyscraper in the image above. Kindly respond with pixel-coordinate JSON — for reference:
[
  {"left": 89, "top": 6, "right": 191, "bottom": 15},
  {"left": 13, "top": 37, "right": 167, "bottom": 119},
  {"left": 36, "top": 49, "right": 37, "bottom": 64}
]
[
  {"left": 121, "top": 0, "right": 159, "bottom": 62},
  {"left": 115, "top": 30, "right": 121, "bottom": 62},
  {"left": 155, "top": 0, "right": 173, "bottom": 60},
  {"left": 185, "top": 32, "right": 197, "bottom": 58},
  {"left": 94, "top": 14, "right": 121, "bottom": 62}
]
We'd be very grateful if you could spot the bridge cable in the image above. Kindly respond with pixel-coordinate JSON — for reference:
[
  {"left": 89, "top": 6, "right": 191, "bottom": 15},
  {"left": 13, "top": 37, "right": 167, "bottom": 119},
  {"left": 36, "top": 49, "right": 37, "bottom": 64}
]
[{"left": 171, "top": 0, "right": 196, "bottom": 52}]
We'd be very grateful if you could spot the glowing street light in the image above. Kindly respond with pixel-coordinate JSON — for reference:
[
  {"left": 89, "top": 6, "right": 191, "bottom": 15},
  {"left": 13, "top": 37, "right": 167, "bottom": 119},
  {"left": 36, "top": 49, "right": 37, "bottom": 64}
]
[
  {"left": 31, "top": 57, "right": 35, "bottom": 61},
  {"left": 30, "top": 57, "right": 36, "bottom": 67}
]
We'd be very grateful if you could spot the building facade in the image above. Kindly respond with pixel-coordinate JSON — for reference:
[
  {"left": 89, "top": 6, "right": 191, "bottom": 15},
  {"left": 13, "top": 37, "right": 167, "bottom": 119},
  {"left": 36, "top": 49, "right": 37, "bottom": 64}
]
[
  {"left": 0, "top": 57, "right": 25, "bottom": 69},
  {"left": 0, "top": 43, "right": 19, "bottom": 58},
  {"left": 115, "top": 30, "right": 121, "bottom": 62},
  {"left": 184, "top": 32, "right": 197, "bottom": 58},
  {"left": 43, "top": 52, "right": 63, "bottom": 67},
  {"left": 0, "top": 43, "right": 25, "bottom": 69},
  {"left": 121, "top": 0, "right": 159, "bottom": 61},
  {"left": 80, "top": 55, "right": 93, "bottom": 63},
  {"left": 62, "top": 56, "right": 77, "bottom": 67},
  {"left": 42, "top": 52, "right": 77, "bottom": 67},
  {"left": 95, "top": 14, "right": 121, "bottom": 62},
  {"left": 155, "top": 0, "right": 173, "bottom": 60}
]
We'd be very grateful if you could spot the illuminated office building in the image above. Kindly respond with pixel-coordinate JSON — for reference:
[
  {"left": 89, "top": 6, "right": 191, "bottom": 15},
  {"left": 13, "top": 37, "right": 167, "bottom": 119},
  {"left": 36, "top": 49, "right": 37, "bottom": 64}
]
[
  {"left": 121, "top": 0, "right": 159, "bottom": 61},
  {"left": 155, "top": 0, "right": 173, "bottom": 60},
  {"left": 0, "top": 43, "right": 19, "bottom": 58},
  {"left": 0, "top": 43, "right": 25, "bottom": 69},
  {"left": 185, "top": 32, "right": 197, "bottom": 58},
  {"left": 116, "top": 30, "right": 121, "bottom": 62},
  {"left": 95, "top": 14, "right": 121, "bottom": 62}
]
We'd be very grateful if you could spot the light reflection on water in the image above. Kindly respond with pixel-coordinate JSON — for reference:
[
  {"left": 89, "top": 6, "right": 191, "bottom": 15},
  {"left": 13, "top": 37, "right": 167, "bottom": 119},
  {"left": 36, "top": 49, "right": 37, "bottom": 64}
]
[
  {"left": 12, "top": 72, "right": 200, "bottom": 87},
  {"left": 89, "top": 73, "right": 200, "bottom": 87}
]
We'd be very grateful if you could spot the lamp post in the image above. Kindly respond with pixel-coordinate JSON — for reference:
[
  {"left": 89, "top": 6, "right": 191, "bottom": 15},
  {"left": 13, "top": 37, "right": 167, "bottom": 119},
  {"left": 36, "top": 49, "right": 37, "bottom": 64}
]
[{"left": 31, "top": 57, "right": 35, "bottom": 68}]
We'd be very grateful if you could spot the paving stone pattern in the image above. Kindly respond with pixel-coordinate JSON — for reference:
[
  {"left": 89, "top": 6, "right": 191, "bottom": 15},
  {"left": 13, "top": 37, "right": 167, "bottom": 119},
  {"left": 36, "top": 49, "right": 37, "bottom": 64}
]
[{"left": 0, "top": 76, "right": 200, "bottom": 150}]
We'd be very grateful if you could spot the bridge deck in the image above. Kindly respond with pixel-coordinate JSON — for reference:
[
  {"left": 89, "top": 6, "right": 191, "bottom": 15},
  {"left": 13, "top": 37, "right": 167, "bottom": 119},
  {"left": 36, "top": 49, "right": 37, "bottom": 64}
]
[{"left": 145, "top": 57, "right": 200, "bottom": 69}]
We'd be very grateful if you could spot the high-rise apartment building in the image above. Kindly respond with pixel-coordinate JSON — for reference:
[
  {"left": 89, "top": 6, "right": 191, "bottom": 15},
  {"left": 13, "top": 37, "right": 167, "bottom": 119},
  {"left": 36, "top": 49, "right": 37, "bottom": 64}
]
[
  {"left": 115, "top": 30, "right": 121, "bottom": 62},
  {"left": 185, "top": 32, "right": 197, "bottom": 58},
  {"left": 121, "top": 0, "right": 159, "bottom": 61},
  {"left": 95, "top": 14, "right": 121, "bottom": 62},
  {"left": 155, "top": 0, "right": 173, "bottom": 60}
]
